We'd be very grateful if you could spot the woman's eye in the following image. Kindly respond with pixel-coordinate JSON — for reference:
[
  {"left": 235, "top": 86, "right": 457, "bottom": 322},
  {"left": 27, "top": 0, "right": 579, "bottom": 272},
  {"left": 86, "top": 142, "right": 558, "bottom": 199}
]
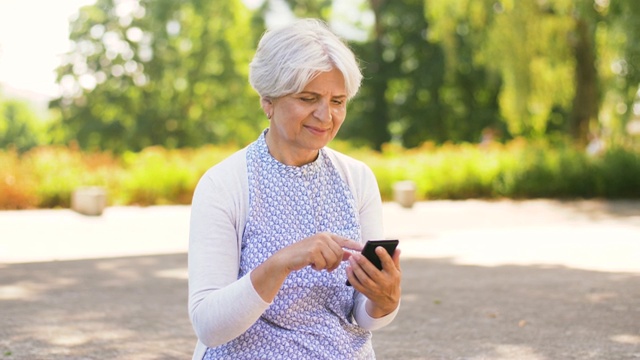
[
  {"left": 332, "top": 99, "right": 344, "bottom": 105},
  {"left": 301, "top": 97, "right": 315, "bottom": 102}
]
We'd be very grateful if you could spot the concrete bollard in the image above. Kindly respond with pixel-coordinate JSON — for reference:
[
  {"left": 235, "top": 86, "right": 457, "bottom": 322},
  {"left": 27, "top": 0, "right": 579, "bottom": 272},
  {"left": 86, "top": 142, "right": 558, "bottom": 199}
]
[
  {"left": 393, "top": 180, "right": 417, "bottom": 209},
  {"left": 71, "top": 186, "right": 107, "bottom": 216}
]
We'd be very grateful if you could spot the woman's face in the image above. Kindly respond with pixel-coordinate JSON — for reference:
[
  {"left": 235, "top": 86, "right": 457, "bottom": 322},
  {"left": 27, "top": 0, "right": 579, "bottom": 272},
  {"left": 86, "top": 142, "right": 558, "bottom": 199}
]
[{"left": 263, "top": 68, "right": 347, "bottom": 166}]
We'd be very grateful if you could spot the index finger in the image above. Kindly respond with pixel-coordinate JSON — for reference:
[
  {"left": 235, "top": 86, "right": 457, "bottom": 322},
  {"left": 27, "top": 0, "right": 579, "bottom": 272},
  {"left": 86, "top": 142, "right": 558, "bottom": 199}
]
[{"left": 329, "top": 234, "right": 364, "bottom": 252}]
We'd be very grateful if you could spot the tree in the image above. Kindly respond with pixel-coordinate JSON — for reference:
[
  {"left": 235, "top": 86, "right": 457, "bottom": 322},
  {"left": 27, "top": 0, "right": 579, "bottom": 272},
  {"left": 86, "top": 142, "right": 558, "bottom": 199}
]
[
  {"left": 603, "top": 0, "right": 640, "bottom": 139},
  {"left": 423, "top": 0, "right": 504, "bottom": 144},
  {"left": 568, "top": 1, "right": 600, "bottom": 142},
  {"left": 0, "top": 97, "right": 44, "bottom": 152},
  {"left": 338, "top": 0, "right": 450, "bottom": 149},
  {"left": 426, "top": 0, "right": 640, "bottom": 144},
  {"left": 51, "top": 0, "right": 265, "bottom": 152},
  {"left": 281, "top": 0, "right": 332, "bottom": 19},
  {"left": 488, "top": 0, "right": 576, "bottom": 138}
]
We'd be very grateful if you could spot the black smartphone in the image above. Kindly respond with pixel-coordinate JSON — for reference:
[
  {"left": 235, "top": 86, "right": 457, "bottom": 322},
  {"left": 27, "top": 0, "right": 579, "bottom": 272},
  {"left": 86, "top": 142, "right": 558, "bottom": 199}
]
[{"left": 346, "top": 239, "right": 399, "bottom": 286}]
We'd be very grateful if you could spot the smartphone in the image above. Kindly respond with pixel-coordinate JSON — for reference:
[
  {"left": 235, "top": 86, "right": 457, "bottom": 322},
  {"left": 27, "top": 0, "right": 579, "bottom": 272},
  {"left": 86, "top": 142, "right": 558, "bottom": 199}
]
[{"left": 346, "top": 239, "right": 399, "bottom": 286}]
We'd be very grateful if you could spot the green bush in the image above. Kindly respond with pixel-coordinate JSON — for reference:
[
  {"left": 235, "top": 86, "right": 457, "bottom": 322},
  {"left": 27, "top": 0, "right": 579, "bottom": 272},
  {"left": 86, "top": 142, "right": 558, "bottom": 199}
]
[
  {"left": 596, "top": 147, "right": 640, "bottom": 198},
  {"left": 0, "top": 139, "right": 638, "bottom": 210},
  {"left": 117, "top": 145, "right": 235, "bottom": 205},
  {"left": 349, "top": 138, "right": 640, "bottom": 201}
]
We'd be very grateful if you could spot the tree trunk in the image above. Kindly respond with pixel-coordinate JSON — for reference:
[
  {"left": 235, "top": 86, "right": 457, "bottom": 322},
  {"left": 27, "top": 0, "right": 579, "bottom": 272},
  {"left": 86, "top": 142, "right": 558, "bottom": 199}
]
[
  {"left": 368, "top": 0, "right": 391, "bottom": 150},
  {"left": 570, "top": 17, "right": 599, "bottom": 144}
]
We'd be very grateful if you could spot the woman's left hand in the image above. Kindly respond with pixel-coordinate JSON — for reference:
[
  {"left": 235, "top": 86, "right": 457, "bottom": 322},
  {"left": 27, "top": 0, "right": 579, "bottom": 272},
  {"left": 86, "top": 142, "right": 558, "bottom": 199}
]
[{"left": 346, "top": 246, "right": 401, "bottom": 318}]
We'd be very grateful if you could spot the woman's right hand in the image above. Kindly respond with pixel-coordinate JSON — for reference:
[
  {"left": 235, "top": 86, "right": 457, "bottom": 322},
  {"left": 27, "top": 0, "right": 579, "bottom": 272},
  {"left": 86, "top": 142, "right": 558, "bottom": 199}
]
[
  {"left": 251, "top": 233, "right": 363, "bottom": 302},
  {"left": 275, "top": 232, "right": 363, "bottom": 273}
]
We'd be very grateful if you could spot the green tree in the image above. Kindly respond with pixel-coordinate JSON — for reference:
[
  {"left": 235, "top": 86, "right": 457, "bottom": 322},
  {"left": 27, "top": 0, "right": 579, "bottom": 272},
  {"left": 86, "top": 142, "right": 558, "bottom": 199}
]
[
  {"left": 51, "top": 0, "right": 265, "bottom": 152},
  {"left": 568, "top": 0, "right": 600, "bottom": 142},
  {"left": 266, "top": 0, "right": 502, "bottom": 149},
  {"left": 338, "top": 0, "right": 451, "bottom": 149},
  {"left": 0, "top": 97, "right": 44, "bottom": 152},
  {"left": 603, "top": 0, "right": 640, "bottom": 139},
  {"left": 423, "top": 0, "right": 503, "bottom": 144},
  {"left": 281, "top": 0, "right": 332, "bottom": 19},
  {"left": 428, "top": 0, "right": 577, "bottom": 139},
  {"left": 426, "top": 0, "right": 640, "bottom": 144},
  {"left": 316, "top": 0, "right": 503, "bottom": 148}
]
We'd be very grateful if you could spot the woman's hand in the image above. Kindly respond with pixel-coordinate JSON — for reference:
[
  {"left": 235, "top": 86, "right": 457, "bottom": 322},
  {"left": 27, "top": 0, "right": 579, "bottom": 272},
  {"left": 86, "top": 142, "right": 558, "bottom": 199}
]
[
  {"left": 346, "top": 246, "right": 402, "bottom": 317},
  {"left": 275, "top": 232, "right": 363, "bottom": 272},
  {"left": 251, "top": 233, "right": 363, "bottom": 302}
]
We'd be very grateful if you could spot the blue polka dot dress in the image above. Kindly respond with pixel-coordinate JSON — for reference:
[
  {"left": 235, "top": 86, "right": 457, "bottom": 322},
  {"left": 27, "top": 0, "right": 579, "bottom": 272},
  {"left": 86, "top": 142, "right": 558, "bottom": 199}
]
[{"left": 203, "top": 130, "right": 374, "bottom": 359}]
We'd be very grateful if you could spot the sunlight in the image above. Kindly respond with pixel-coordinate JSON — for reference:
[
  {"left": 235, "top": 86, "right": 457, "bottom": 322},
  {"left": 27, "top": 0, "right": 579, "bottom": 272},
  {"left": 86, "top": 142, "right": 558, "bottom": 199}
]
[
  {"left": 610, "top": 334, "right": 640, "bottom": 345},
  {"left": 0, "top": 0, "right": 95, "bottom": 97},
  {"left": 586, "top": 291, "right": 618, "bottom": 303},
  {"left": 0, "top": 277, "right": 78, "bottom": 300},
  {"left": 49, "top": 333, "right": 91, "bottom": 347},
  {"left": 154, "top": 267, "right": 188, "bottom": 280},
  {"left": 490, "top": 344, "right": 546, "bottom": 360},
  {"left": 0, "top": 284, "right": 34, "bottom": 300},
  {"left": 394, "top": 226, "right": 640, "bottom": 273},
  {"left": 29, "top": 322, "right": 136, "bottom": 349}
]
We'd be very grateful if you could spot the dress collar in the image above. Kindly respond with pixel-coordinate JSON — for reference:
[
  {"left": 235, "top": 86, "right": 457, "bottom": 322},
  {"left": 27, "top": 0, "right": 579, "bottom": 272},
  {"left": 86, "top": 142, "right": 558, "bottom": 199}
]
[{"left": 257, "top": 129, "right": 324, "bottom": 177}]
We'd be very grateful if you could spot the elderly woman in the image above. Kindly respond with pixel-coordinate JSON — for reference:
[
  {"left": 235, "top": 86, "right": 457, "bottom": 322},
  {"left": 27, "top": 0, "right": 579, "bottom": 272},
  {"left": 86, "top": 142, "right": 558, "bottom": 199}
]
[{"left": 188, "top": 18, "right": 401, "bottom": 360}]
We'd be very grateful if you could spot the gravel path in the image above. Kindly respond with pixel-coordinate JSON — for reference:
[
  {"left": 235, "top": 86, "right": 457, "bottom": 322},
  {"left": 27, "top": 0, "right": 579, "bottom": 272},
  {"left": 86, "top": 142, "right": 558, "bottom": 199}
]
[{"left": 1, "top": 199, "right": 639, "bottom": 359}]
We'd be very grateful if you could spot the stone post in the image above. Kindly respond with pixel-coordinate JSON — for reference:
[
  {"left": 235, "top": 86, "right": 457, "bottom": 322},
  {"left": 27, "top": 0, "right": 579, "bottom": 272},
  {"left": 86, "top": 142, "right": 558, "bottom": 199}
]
[
  {"left": 393, "top": 180, "right": 417, "bottom": 209},
  {"left": 71, "top": 186, "right": 107, "bottom": 216}
]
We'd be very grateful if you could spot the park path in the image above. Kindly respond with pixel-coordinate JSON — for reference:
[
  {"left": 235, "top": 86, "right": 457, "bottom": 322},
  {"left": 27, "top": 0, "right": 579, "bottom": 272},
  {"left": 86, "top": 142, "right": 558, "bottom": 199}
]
[{"left": 1, "top": 199, "right": 639, "bottom": 359}]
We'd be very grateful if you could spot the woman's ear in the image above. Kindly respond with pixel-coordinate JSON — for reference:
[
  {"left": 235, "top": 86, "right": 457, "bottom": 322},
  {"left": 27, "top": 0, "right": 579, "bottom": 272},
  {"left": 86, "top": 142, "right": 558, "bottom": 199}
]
[{"left": 261, "top": 97, "right": 273, "bottom": 119}]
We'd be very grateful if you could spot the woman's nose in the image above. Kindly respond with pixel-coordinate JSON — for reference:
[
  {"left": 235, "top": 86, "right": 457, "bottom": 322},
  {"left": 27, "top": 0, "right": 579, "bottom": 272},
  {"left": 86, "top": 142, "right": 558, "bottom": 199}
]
[{"left": 313, "top": 101, "right": 332, "bottom": 122}]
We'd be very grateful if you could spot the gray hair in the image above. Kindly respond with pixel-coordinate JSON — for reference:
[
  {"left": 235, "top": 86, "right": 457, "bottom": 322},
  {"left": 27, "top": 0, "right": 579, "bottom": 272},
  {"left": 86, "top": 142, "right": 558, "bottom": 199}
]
[{"left": 249, "top": 18, "right": 363, "bottom": 101}]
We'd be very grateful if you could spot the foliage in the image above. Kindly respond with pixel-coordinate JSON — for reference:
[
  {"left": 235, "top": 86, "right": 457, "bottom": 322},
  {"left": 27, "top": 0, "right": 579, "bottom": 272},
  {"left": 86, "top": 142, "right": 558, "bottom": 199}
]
[
  {"left": 1, "top": 141, "right": 638, "bottom": 210},
  {"left": 285, "top": 0, "right": 637, "bottom": 148},
  {"left": 50, "top": 0, "right": 266, "bottom": 152},
  {"left": 0, "top": 149, "right": 39, "bottom": 209},
  {"left": 601, "top": 0, "right": 640, "bottom": 137},
  {"left": 341, "top": 0, "right": 453, "bottom": 149},
  {"left": 116, "top": 145, "right": 234, "bottom": 205},
  {"left": 282, "top": 0, "right": 332, "bottom": 19},
  {"left": 425, "top": 0, "right": 640, "bottom": 143},
  {"left": 358, "top": 138, "right": 640, "bottom": 200},
  {"left": 0, "top": 98, "right": 46, "bottom": 152},
  {"left": 0, "top": 144, "right": 236, "bottom": 209},
  {"left": 41, "top": 0, "right": 640, "bottom": 153}
]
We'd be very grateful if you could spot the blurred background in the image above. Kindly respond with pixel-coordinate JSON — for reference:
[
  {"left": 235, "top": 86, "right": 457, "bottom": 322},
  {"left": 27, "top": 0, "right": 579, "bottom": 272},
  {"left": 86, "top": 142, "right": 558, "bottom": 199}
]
[{"left": 1, "top": 0, "right": 639, "bottom": 209}]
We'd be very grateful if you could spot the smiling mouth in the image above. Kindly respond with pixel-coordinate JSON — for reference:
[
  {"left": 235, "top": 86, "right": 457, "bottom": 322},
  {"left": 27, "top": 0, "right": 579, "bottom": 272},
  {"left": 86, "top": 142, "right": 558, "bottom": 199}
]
[{"left": 305, "top": 126, "right": 331, "bottom": 134}]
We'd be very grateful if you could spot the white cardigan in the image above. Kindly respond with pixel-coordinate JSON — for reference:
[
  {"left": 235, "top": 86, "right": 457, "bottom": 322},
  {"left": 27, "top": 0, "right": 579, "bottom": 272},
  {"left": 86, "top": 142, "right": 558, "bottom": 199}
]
[{"left": 188, "top": 146, "right": 399, "bottom": 360}]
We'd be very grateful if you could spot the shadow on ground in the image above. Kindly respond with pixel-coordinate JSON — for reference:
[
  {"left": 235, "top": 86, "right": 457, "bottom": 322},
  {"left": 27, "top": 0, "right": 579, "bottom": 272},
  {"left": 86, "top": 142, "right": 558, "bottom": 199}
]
[
  {"left": 376, "top": 258, "right": 640, "bottom": 360},
  {"left": 0, "top": 254, "right": 192, "bottom": 360},
  {"left": 1, "top": 255, "right": 639, "bottom": 360}
]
